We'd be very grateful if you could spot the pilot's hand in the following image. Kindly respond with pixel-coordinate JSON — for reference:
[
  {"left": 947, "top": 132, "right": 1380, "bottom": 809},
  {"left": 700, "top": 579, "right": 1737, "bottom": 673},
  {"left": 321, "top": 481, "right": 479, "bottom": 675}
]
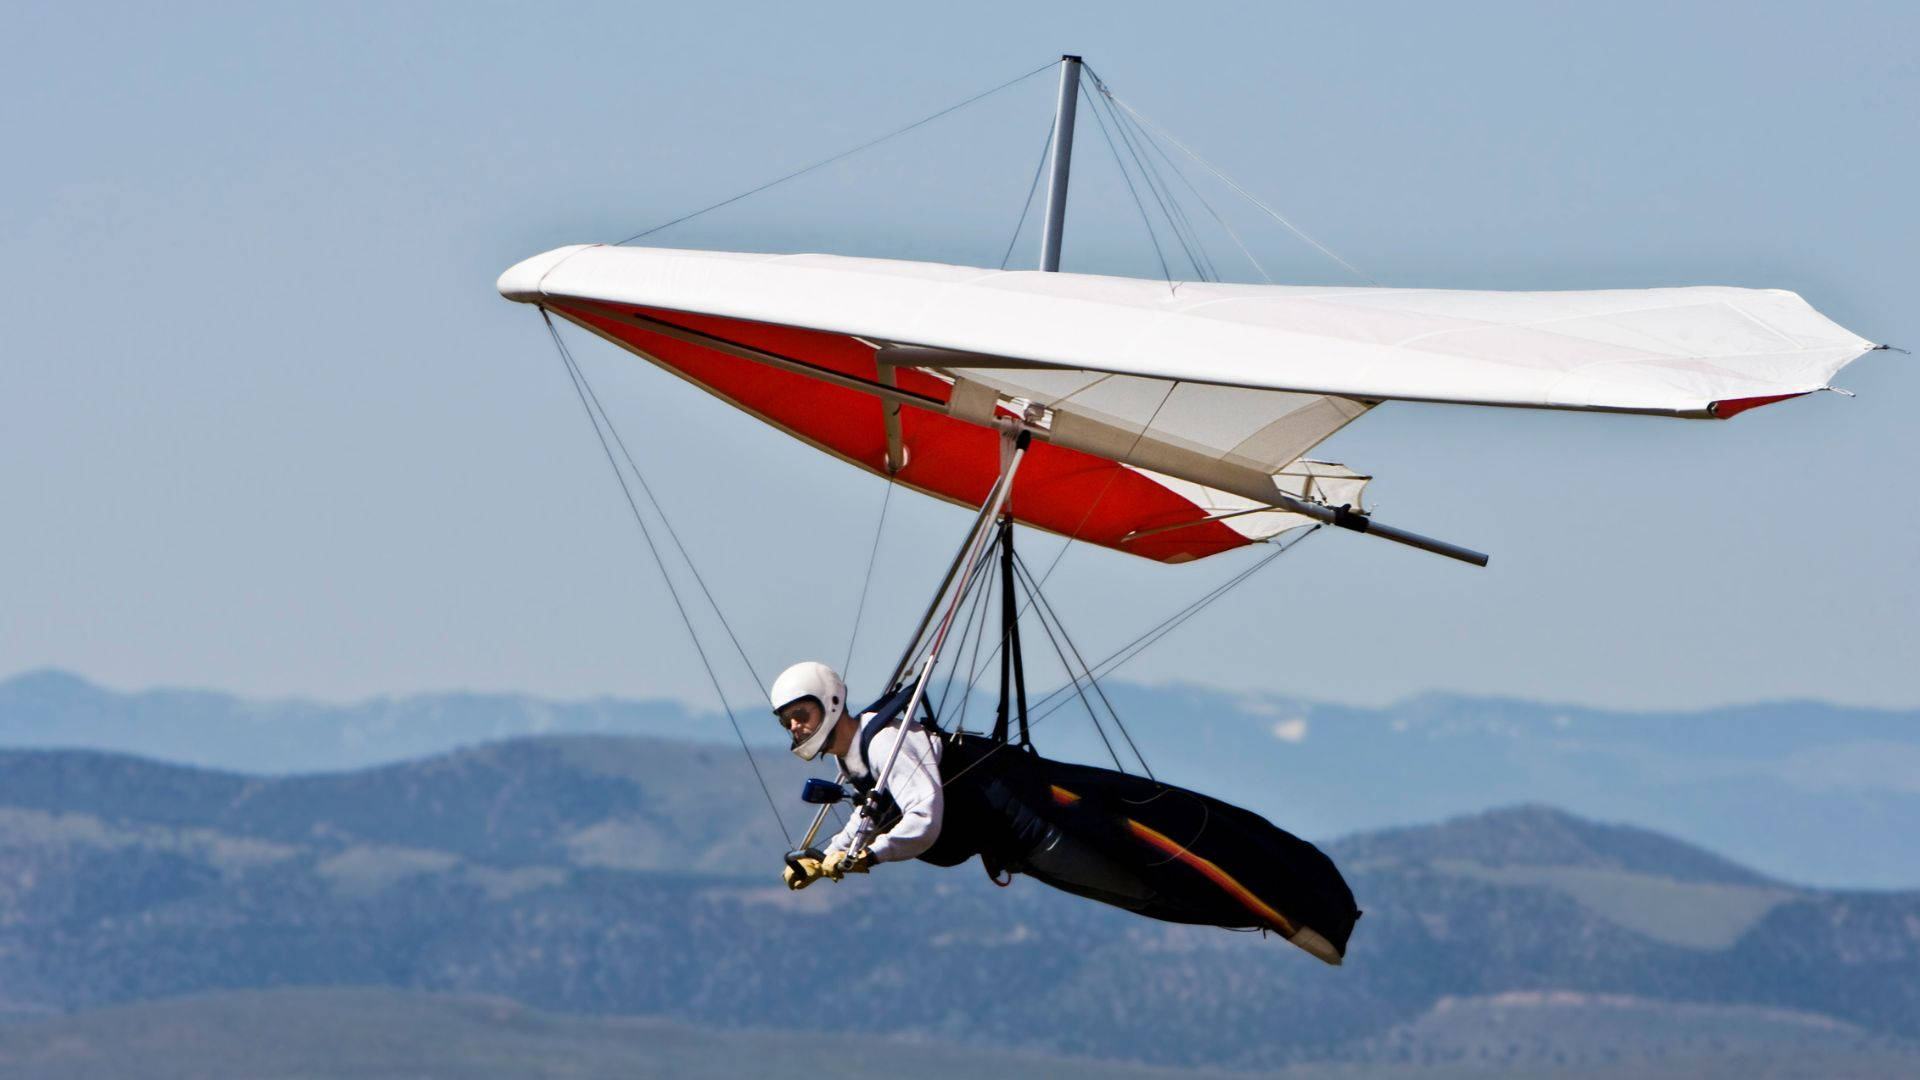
[
  {"left": 783, "top": 855, "right": 824, "bottom": 890},
  {"left": 821, "top": 848, "right": 874, "bottom": 880}
]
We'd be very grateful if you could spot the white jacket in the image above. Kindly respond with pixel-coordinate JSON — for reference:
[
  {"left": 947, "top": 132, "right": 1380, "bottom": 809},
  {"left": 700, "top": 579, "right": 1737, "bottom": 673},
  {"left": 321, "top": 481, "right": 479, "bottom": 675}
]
[{"left": 824, "top": 712, "right": 944, "bottom": 864}]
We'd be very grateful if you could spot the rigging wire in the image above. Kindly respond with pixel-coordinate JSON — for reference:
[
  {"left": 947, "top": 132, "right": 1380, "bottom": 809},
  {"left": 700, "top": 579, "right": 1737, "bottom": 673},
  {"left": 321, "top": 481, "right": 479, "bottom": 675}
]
[
  {"left": 956, "top": 541, "right": 1008, "bottom": 730},
  {"left": 935, "top": 525, "right": 1318, "bottom": 795},
  {"left": 948, "top": 527, "right": 1309, "bottom": 754},
  {"left": 1030, "top": 534, "right": 1304, "bottom": 721},
  {"left": 932, "top": 535, "right": 1321, "bottom": 793},
  {"left": 1014, "top": 555, "right": 1128, "bottom": 772},
  {"left": 906, "top": 515, "right": 1006, "bottom": 684},
  {"left": 1011, "top": 550, "right": 1153, "bottom": 778},
  {"left": 541, "top": 312, "right": 793, "bottom": 848},
  {"left": 1086, "top": 66, "right": 1381, "bottom": 287},
  {"left": 943, "top": 382, "right": 1179, "bottom": 709},
  {"left": 1087, "top": 83, "right": 1214, "bottom": 282},
  {"left": 1078, "top": 81, "right": 1174, "bottom": 284},
  {"left": 940, "top": 528, "right": 1316, "bottom": 797},
  {"left": 1112, "top": 98, "right": 1222, "bottom": 283},
  {"left": 841, "top": 476, "right": 896, "bottom": 680},
  {"left": 930, "top": 527, "right": 1170, "bottom": 789},
  {"left": 1000, "top": 115, "right": 1057, "bottom": 270},
  {"left": 933, "top": 550, "right": 996, "bottom": 731},
  {"left": 928, "top": 526, "right": 1142, "bottom": 771},
  {"left": 1117, "top": 94, "right": 1274, "bottom": 283},
  {"left": 954, "top": 548, "right": 1004, "bottom": 733},
  {"left": 919, "top": 523, "right": 998, "bottom": 716},
  {"left": 1030, "top": 526, "right": 1320, "bottom": 721},
  {"left": 557, "top": 324, "right": 766, "bottom": 691},
  {"left": 617, "top": 60, "right": 1058, "bottom": 245}
]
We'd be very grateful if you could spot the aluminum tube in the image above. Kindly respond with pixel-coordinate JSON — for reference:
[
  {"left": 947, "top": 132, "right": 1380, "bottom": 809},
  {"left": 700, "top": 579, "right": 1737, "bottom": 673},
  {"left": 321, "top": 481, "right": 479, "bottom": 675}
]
[
  {"left": 883, "top": 478, "right": 1012, "bottom": 692},
  {"left": 1038, "top": 56, "right": 1082, "bottom": 273},
  {"left": 854, "top": 433, "right": 1031, "bottom": 851}
]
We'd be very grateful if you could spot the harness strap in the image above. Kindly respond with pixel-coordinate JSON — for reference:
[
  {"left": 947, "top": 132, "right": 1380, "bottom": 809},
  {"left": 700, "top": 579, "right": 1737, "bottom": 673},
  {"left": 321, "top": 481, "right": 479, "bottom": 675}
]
[
  {"left": 991, "top": 519, "right": 1034, "bottom": 751},
  {"left": 850, "top": 687, "right": 918, "bottom": 785}
]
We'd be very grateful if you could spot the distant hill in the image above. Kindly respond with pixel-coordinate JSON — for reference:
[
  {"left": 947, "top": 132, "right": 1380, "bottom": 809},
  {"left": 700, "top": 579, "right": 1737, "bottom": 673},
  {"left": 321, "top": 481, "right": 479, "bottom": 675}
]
[
  {"left": 0, "top": 738, "right": 1913, "bottom": 1071},
  {"left": 0, "top": 668, "right": 715, "bottom": 772},
  {"left": 1336, "top": 804, "right": 1774, "bottom": 886},
  {"left": 6, "top": 669, "right": 1919, "bottom": 888}
]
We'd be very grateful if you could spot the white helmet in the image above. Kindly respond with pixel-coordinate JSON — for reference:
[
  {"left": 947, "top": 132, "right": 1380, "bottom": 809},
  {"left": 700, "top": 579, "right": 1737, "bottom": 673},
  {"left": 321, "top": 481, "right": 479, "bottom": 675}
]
[{"left": 769, "top": 661, "right": 847, "bottom": 761}]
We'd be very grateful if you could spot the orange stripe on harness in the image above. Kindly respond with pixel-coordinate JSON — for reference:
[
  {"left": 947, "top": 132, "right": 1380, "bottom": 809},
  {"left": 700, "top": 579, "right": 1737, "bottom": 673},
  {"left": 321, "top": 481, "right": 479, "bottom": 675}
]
[{"left": 1126, "top": 819, "right": 1296, "bottom": 936}]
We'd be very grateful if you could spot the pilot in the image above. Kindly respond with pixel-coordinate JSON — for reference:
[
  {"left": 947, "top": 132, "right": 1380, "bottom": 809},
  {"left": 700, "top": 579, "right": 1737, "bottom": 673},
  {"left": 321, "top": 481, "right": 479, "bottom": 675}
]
[{"left": 769, "top": 661, "right": 944, "bottom": 889}]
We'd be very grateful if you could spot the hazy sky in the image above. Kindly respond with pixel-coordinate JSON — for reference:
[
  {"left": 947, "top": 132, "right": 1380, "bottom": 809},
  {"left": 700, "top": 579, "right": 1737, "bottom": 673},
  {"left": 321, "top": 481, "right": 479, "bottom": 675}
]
[{"left": 4, "top": 2, "right": 1915, "bottom": 712}]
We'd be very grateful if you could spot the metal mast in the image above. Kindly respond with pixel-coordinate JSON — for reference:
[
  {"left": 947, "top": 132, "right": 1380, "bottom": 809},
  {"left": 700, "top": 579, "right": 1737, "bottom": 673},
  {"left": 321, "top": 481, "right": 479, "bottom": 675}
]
[{"left": 1037, "top": 55, "right": 1082, "bottom": 272}]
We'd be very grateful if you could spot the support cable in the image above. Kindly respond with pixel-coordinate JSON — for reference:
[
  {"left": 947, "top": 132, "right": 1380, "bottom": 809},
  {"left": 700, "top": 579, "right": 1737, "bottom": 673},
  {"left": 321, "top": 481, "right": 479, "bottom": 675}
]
[
  {"left": 1118, "top": 97, "right": 1273, "bottom": 283},
  {"left": 1030, "top": 527, "right": 1319, "bottom": 721},
  {"left": 1117, "top": 102, "right": 1221, "bottom": 283},
  {"left": 910, "top": 530, "right": 995, "bottom": 700},
  {"left": 927, "top": 525, "right": 1000, "bottom": 719},
  {"left": 946, "top": 383, "right": 1178, "bottom": 699},
  {"left": 1000, "top": 116, "right": 1057, "bottom": 270},
  {"left": 557, "top": 328, "right": 766, "bottom": 691},
  {"left": 1090, "top": 84, "right": 1214, "bottom": 282},
  {"left": 957, "top": 537, "right": 1004, "bottom": 722},
  {"left": 542, "top": 313, "right": 792, "bottom": 847},
  {"left": 1012, "top": 551, "right": 1153, "bottom": 778},
  {"left": 841, "top": 477, "right": 896, "bottom": 680},
  {"left": 939, "top": 531, "right": 1012, "bottom": 738},
  {"left": 936, "top": 528, "right": 1316, "bottom": 793},
  {"left": 887, "top": 499, "right": 1006, "bottom": 692},
  {"left": 1079, "top": 81, "right": 1174, "bottom": 284},
  {"left": 1010, "top": 554, "right": 1128, "bottom": 773},
  {"left": 618, "top": 61, "right": 1057, "bottom": 245},
  {"left": 1087, "top": 67, "right": 1380, "bottom": 286},
  {"left": 1031, "top": 536, "right": 1299, "bottom": 721},
  {"left": 933, "top": 550, "right": 997, "bottom": 732}
]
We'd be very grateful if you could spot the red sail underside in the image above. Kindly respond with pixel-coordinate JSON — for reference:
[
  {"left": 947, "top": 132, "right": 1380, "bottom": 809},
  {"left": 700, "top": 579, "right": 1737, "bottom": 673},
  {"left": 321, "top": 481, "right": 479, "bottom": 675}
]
[
  {"left": 1708, "top": 392, "right": 1808, "bottom": 419},
  {"left": 550, "top": 302, "right": 1254, "bottom": 564}
]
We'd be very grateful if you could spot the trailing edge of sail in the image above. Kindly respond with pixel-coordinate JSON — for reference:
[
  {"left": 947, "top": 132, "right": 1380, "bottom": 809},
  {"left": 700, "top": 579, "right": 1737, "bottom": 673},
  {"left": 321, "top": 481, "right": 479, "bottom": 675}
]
[{"left": 500, "top": 244, "right": 1874, "bottom": 562}]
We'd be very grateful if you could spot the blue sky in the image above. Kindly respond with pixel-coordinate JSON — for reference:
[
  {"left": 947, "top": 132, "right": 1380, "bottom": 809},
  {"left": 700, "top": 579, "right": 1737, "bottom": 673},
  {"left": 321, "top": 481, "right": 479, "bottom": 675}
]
[{"left": 3, "top": 2, "right": 1915, "bottom": 713}]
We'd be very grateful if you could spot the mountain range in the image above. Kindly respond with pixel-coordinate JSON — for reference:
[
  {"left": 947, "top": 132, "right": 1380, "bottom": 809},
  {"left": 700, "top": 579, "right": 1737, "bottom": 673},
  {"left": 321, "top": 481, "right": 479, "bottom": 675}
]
[
  {"left": 5, "top": 668, "right": 1916, "bottom": 887},
  {"left": 0, "top": 732, "right": 1913, "bottom": 1075}
]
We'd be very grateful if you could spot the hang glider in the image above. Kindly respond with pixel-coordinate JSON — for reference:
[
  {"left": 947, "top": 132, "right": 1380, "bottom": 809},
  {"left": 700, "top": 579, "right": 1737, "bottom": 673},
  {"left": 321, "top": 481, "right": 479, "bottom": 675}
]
[
  {"left": 500, "top": 243, "right": 1876, "bottom": 564},
  {"left": 503, "top": 55, "right": 1889, "bottom": 969}
]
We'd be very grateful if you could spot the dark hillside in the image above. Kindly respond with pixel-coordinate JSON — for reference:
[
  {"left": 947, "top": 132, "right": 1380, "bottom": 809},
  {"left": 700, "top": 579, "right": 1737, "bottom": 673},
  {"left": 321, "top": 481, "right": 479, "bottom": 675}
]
[{"left": 0, "top": 739, "right": 1914, "bottom": 1070}]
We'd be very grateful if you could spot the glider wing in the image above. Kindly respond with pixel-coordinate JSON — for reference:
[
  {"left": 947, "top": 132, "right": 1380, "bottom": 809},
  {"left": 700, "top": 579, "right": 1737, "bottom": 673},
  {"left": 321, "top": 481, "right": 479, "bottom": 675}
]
[{"left": 501, "top": 244, "right": 1874, "bottom": 562}]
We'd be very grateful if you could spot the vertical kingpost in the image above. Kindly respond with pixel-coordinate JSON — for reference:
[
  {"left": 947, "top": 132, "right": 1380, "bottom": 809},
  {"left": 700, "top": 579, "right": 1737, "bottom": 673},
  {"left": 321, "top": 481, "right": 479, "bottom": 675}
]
[{"left": 1038, "top": 55, "right": 1083, "bottom": 273}]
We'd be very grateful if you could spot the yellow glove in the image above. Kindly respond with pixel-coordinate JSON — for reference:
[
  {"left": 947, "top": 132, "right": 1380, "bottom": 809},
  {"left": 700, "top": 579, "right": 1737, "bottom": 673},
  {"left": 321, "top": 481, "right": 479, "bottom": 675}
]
[
  {"left": 782, "top": 855, "right": 823, "bottom": 890},
  {"left": 821, "top": 848, "right": 874, "bottom": 880}
]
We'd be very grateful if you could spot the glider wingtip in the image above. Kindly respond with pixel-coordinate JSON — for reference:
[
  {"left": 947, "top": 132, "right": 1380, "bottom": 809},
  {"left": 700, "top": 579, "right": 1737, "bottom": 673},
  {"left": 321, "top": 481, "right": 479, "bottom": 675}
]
[
  {"left": 498, "top": 244, "right": 601, "bottom": 303},
  {"left": 1706, "top": 392, "right": 1810, "bottom": 420}
]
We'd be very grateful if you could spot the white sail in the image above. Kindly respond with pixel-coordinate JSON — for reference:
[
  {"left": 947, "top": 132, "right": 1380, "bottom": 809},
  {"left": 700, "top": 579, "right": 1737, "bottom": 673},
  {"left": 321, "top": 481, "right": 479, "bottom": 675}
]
[{"left": 500, "top": 244, "right": 1876, "bottom": 418}]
